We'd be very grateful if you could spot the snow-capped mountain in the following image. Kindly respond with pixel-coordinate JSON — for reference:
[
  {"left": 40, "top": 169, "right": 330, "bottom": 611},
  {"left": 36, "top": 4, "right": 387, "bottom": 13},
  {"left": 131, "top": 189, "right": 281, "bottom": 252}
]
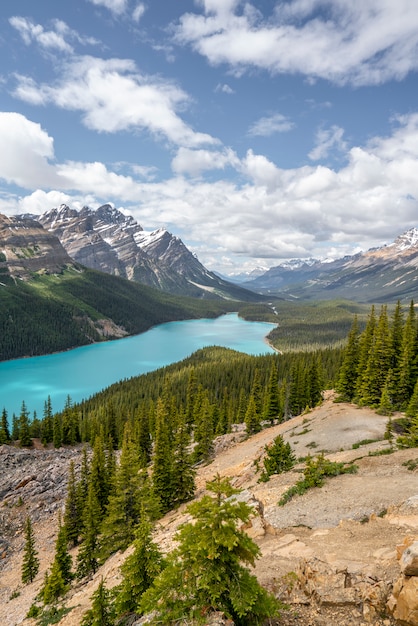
[
  {"left": 244, "top": 228, "right": 418, "bottom": 303},
  {"left": 34, "top": 204, "right": 261, "bottom": 301}
]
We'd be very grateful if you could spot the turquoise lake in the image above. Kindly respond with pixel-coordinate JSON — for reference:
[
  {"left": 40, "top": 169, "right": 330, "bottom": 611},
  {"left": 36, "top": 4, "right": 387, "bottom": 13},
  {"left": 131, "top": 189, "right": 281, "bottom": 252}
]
[{"left": 0, "top": 313, "right": 276, "bottom": 419}]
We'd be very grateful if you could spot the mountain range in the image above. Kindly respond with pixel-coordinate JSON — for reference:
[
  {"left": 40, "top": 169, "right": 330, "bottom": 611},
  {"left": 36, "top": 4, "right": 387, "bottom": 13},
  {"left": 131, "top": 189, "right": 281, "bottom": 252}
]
[
  {"left": 32, "top": 204, "right": 259, "bottom": 302},
  {"left": 243, "top": 228, "right": 418, "bottom": 303}
]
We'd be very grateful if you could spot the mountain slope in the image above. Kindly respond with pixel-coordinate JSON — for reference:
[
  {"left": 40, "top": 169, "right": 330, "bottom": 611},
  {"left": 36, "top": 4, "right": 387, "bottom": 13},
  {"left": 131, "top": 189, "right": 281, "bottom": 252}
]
[
  {"left": 0, "top": 212, "right": 236, "bottom": 360},
  {"left": 1, "top": 392, "right": 417, "bottom": 626},
  {"left": 0, "top": 268, "right": 235, "bottom": 361},
  {"left": 245, "top": 228, "right": 418, "bottom": 302},
  {"left": 35, "top": 204, "right": 261, "bottom": 301}
]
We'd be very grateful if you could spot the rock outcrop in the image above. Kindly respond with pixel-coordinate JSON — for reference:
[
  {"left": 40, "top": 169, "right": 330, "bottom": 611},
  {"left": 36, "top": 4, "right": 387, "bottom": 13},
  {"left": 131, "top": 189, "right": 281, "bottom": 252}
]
[{"left": 0, "top": 213, "right": 75, "bottom": 280}]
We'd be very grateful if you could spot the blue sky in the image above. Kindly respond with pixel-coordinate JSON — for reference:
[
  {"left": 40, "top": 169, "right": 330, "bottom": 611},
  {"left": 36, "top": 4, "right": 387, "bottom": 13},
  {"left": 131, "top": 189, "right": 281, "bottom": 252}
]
[{"left": 0, "top": 0, "right": 418, "bottom": 275}]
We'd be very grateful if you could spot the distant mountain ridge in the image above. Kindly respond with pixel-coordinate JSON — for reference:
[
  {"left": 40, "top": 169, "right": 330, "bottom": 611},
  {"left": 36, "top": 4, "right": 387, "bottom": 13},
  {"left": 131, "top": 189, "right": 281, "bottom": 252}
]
[
  {"left": 34, "top": 204, "right": 261, "bottom": 301},
  {"left": 244, "top": 228, "right": 418, "bottom": 302}
]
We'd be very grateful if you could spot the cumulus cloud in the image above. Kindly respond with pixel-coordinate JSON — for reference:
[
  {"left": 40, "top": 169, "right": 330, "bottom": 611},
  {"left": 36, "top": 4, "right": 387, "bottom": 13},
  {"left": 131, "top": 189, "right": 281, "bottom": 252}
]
[
  {"left": 248, "top": 113, "right": 295, "bottom": 137},
  {"left": 12, "top": 55, "right": 218, "bottom": 147},
  {"left": 171, "top": 147, "right": 239, "bottom": 176},
  {"left": 2, "top": 111, "right": 418, "bottom": 274},
  {"left": 174, "top": 0, "right": 418, "bottom": 86},
  {"left": 0, "top": 112, "right": 59, "bottom": 188}
]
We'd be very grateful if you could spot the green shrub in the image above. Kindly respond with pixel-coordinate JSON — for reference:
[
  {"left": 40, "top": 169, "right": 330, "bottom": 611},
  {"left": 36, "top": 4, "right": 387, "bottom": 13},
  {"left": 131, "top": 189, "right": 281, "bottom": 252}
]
[
  {"left": 279, "top": 454, "right": 357, "bottom": 506},
  {"left": 259, "top": 435, "right": 296, "bottom": 482}
]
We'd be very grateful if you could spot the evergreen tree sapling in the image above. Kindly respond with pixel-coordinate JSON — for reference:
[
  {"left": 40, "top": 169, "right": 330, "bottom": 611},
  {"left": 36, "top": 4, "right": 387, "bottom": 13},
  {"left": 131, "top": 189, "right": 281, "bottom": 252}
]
[
  {"left": 76, "top": 481, "right": 102, "bottom": 579},
  {"left": 115, "top": 518, "right": 164, "bottom": 617},
  {"left": 21, "top": 516, "right": 39, "bottom": 584},
  {"left": 81, "top": 578, "right": 116, "bottom": 626},
  {"left": 52, "top": 515, "right": 73, "bottom": 584},
  {"left": 140, "top": 474, "right": 280, "bottom": 625},
  {"left": 259, "top": 435, "right": 296, "bottom": 482}
]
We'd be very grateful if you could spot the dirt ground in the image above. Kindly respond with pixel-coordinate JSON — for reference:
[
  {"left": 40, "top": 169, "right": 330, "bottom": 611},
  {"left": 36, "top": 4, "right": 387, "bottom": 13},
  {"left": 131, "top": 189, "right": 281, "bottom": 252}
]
[{"left": 1, "top": 391, "right": 418, "bottom": 625}]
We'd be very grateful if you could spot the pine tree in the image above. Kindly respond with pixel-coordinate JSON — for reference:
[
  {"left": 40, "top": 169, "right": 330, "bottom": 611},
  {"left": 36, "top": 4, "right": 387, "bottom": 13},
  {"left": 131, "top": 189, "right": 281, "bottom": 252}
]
[
  {"left": 81, "top": 578, "right": 116, "bottom": 626},
  {"left": 358, "top": 306, "right": 392, "bottom": 407},
  {"left": 251, "top": 368, "right": 264, "bottom": 417},
  {"left": 259, "top": 435, "right": 296, "bottom": 482},
  {"left": 19, "top": 401, "right": 32, "bottom": 447},
  {"left": 396, "top": 301, "right": 418, "bottom": 409},
  {"left": 336, "top": 316, "right": 360, "bottom": 402},
  {"left": 21, "top": 516, "right": 39, "bottom": 584},
  {"left": 76, "top": 446, "right": 90, "bottom": 520},
  {"left": 53, "top": 413, "right": 62, "bottom": 448},
  {"left": 140, "top": 475, "right": 280, "bottom": 624},
  {"left": 355, "top": 305, "right": 377, "bottom": 403},
  {"left": 171, "top": 410, "right": 196, "bottom": 507},
  {"left": 115, "top": 518, "right": 164, "bottom": 617},
  {"left": 193, "top": 393, "right": 215, "bottom": 462},
  {"left": 30, "top": 411, "right": 42, "bottom": 439},
  {"left": 406, "top": 378, "right": 418, "bottom": 418},
  {"left": 11, "top": 414, "right": 19, "bottom": 441},
  {"left": 90, "top": 433, "right": 110, "bottom": 515},
  {"left": 64, "top": 460, "right": 82, "bottom": 546},
  {"left": 41, "top": 560, "right": 67, "bottom": 605},
  {"left": 52, "top": 516, "right": 73, "bottom": 585},
  {"left": 264, "top": 362, "right": 282, "bottom": 423},
  {"left": 152, "top": 398, "right": 173, "bottom": 514},
  {"left": 76, "top": 481, "right": 102, "bottom": 579},
  {"left": 62, "top": 396, "right": 78, "bottom": 445},
  {"left": 100, "top": 424, "right": 144, "bottom": 559},
  {"left": 397, "top": 413, "right": 418, "bottom": 448},
  {"left": 0, "top": 408, "right": 11, "bottom": 444},
  {"left": 308, "top": 356, "right": 323, "bottom": 407},
  {"left": 244, "top": 394, "right": 261, "bottom": 436},
  {"left": 41, "top": 396, "right": 53, "bottom": 445}
]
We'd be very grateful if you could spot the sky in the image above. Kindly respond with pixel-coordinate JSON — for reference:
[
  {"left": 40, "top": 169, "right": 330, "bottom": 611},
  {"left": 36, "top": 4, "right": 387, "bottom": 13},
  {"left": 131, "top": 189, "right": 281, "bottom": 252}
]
[{"left": 0, "top": 0, "right": 418, "bottom": 276}]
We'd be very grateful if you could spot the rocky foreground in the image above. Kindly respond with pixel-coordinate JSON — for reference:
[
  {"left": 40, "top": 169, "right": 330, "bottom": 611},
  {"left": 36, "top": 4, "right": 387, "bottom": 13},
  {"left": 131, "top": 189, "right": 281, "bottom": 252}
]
[{"left": 1, "top": 393, "right": 418, "bottom": 625}]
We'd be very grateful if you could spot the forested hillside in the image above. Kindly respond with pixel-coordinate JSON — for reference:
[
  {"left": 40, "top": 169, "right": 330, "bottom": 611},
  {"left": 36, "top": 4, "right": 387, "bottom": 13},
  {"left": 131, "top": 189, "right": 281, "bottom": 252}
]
[
  {"left": 337, "top": 300, "right": 418, "bottom": 415},
  {"left": 0, "top": 267, "right": 236, "bottom": 361}
]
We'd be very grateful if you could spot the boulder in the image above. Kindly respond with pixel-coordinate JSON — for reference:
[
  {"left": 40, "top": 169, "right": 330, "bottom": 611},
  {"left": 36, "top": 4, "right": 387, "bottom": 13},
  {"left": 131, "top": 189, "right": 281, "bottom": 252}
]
[
  {"left": 400, "top": 540, "right": 418, "bottom": 576},
  {"left": 391, "top": 576, "right": 418, "bottom": 625}
]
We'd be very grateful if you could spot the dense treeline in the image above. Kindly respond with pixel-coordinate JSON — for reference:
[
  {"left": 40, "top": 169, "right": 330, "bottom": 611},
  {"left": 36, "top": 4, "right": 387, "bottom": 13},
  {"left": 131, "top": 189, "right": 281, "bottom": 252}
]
[
  {"left": 266, "top": 299, "right": 370, "bottom": 352},
  {"left": 337, "top": 300, "right": 418, "bottom": 419},
  {"left": 0, "top": 268, "right": 236, "bottom": 361}
]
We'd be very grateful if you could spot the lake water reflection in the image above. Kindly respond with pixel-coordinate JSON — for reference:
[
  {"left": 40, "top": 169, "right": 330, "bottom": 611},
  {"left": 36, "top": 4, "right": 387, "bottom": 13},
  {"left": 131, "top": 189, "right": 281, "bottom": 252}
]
[{"left": 0, "top": 313, "right": 276, "bottom": 418}]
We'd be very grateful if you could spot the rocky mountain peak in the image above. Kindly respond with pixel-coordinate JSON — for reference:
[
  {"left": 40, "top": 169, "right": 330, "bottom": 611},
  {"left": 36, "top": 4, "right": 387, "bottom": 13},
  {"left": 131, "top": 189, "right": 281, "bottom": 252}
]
[
  {"left": 391, "top": 227, "right": 418, "bottom": 251},
  {"left": 30, "top": 204, "right": 261, "bottom": 301}
]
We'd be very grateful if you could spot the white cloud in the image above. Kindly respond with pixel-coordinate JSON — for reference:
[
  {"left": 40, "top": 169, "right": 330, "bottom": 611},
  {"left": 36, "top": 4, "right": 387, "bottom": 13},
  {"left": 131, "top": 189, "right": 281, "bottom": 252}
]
[
  {"left": 88, "top": 0, "right": 128, "bottom": 16},
  {"left": 248, "top": 113, "right": 295, "bottom": 137},
  {"left": 9, "top": 16, "right": 98, "bottom": 53},
  {"left": 132, "top": 3, "right": 146, "bottom": 22},
  {"left": 309, "top": 125, "right": 347, "bottom": 161},
  {"left": 171, "top": 147, "right": 239, "bottom": 176},
  {"left": 13, "top": 55, "right": 218, "bottom": 147},
  {"left": 2, "top": 112, "right": 418, "bottom": 274},
  {"left": 215, "top": 83, "right": 234, "bottom": 94},
  {"left": 0, "top": 112, "right": 59, "bottom": 188},
  {"left": 10, "top": 16, "right": 73, "bottom": 53},
  {"left": 175, "top": 1, "right": 418, "bottom": 86}
]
